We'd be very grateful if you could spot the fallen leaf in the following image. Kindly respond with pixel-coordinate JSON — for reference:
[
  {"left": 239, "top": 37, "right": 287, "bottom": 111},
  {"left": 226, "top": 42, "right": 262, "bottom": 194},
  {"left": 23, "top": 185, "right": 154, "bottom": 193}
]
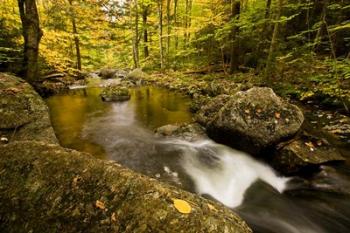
[
  {"left": 172, "top": 198, "right": 192, "bottom": 214},
  {"left": 4, "top": 87, "right": 20, "bottom": 94},
  {"left": 305, "top": 142, "right": 316, "bottom": 151},
  {"left": 72, "top": 176, "right": 82, "bottom": 187},
  {"left": 305, "top": 141, "right": 314, "bottom": 148},
  {"left": 111, "top": 212, "right": 117, "bottom": 222},
  {"left": 207, "top": 203, "right": 217, "bottom": 212},
  {"left": 96, "top": 200, "right": 106, "bottom": 210},
  {"left": 244, "top": 109, "right": 250, "bottom": 114}
]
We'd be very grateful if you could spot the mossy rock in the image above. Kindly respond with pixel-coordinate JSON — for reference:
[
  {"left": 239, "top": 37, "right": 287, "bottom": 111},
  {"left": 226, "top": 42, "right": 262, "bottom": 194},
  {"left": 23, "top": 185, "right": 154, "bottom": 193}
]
[
  {"left": 127, "top": 68, "right": 148, "bottom": 81},
  {"left": 0, "top": 73, "right": 57, "bottom": 144},
  {"left": 273, "top": 133, "right": 345, "bottom": 174},
  {"left": 155, "top": 123, "right": 207, "bottom": 142},
  {"left": 197, "top": 88, "right": 304, "bottom": 154},
  {"left": 100, "top": 86, "right": 131, "bottom": 102},
  {"left": 0, "top": 141, "right": 251, "bottom": 233}
]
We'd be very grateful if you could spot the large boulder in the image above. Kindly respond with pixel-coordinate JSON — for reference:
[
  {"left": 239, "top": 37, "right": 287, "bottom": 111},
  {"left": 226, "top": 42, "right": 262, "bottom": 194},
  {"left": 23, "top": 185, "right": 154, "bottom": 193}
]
[
  {"left": 0, "top": 141, "right": 251, "bottom": 233},
  {"left": 197, "top": 87, "right": 304, "bottom": 154},
  {"left": 0, "top": 73, "right": 57, "bottom": 144},
  {"left": 100, "top": 86, "right": 131, "bottom": 102}
]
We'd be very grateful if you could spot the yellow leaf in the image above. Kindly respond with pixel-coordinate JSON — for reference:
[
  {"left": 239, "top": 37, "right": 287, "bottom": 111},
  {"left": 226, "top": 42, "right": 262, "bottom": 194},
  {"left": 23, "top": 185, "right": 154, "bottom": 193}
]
[
  {"left": 172, "top": 198, "right": 192, "bottom": 214},
  {"left": 95, "top": 200, "right": 106, "bottom": 210},
  {"left": 111, "top": 212, "right": 117, "bottom": 222},
  {"left": 207, "top": 203, "right": 217, "bottom": 212}
]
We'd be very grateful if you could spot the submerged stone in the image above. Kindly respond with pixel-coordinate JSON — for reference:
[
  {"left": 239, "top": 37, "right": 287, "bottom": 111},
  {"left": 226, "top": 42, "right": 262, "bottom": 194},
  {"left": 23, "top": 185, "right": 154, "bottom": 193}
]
[
  {"left": 0, "top": 141, "right": 251, "bottom": 233},
  {"left": 155, "top": 123, "right": 208, "bottom": 141}
]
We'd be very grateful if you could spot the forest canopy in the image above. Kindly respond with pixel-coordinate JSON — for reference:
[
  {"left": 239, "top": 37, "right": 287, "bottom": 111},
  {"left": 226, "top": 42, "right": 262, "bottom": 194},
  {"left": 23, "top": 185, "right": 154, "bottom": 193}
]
[{"left": 0, "top": 0, "right": 349, "bottom": 99}]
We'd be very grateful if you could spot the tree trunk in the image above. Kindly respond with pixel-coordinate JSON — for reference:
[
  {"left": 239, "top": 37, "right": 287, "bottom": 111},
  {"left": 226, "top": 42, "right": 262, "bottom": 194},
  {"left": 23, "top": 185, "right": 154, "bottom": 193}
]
[
  {"left": 174, "top": 0, "right": 178, "bottom": 50},
  {"left": 184, "top": 0, "right": 188, "bottom": 47},
  {"left": 132, "top": 0, "right": 140, "bottom": 68},
  {"left": 68, "top": 0, "right": 82, "bottom": 71},
  {"left": 17, "top": 0, "right": 43, "bottom": 83},
  {"left": 166, "top": 0, "right": 171, "bottom": 56},
  {"left": 265, "top": 0, "right": 272, "bottom": 19},
  {"left": 229, "top": 0, "right": 240, "bottom": 74},
  {"left": 187, "top": 0, "right": 193, "bottom": 43},
  {"left": 313, "top": 0, "right": 329, "bottom": 53},
  {"left": 266, "top": 0, "right": 283, "bottom": 75},
  {"left": 158, "top": 0, "right": 164, "bottom": 70},
  {"left": 142, "top": 5, "right": 149, "bottom": 58}
]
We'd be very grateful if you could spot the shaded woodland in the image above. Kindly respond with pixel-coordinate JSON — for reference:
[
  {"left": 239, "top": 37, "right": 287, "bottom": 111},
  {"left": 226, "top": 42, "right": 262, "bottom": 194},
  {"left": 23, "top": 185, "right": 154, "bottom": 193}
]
[{"left": 1, "top": 1, "right": 349, "bottom": 102}]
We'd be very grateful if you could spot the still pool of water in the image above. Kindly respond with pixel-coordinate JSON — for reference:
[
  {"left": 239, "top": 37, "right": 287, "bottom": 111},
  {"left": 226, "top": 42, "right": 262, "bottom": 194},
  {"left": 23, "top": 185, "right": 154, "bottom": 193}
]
[
  {"left": 47, "top": 86, "right": 350, "bottom": 233},
  {"left": 47, "top": 86, "right": 192, "bottom": 158}
]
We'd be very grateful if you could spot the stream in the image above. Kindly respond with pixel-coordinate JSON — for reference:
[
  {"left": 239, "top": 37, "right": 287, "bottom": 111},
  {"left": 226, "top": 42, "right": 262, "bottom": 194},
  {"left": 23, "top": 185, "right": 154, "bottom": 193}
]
[{"left": 47, "top": 86, "right": 350, "bottom": 233}]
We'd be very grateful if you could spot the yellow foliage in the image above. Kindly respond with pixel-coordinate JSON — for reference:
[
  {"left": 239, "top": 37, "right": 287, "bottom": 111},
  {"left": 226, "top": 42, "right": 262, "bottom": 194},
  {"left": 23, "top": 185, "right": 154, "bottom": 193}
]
[{"left": 172, "top": 198, "right": 192, "bottom": 214}]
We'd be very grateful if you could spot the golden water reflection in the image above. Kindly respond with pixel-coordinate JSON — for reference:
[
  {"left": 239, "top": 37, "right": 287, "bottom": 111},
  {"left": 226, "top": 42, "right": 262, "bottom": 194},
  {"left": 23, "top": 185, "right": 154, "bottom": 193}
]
[{"left": 46, "top": 86, "right": 193, "bottom": 159}]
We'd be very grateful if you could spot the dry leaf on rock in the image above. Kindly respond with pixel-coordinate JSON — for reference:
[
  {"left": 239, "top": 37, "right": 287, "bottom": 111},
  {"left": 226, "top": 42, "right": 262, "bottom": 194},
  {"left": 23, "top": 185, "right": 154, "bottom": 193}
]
[
  {"left": 96, "top": 200, "right": 106, "bottom": 210},
  {"left": 172, "top": 198, "right": 192, "bottom": 214},
  {"left": 207, "top": 203, "right": 217, "bottom": 212}
]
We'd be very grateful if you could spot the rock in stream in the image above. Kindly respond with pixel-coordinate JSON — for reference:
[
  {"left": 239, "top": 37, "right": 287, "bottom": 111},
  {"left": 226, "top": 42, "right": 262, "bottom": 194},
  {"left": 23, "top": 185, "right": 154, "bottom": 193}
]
[{"left": 196, "top": 87, "right": 304, "bottom": 154}]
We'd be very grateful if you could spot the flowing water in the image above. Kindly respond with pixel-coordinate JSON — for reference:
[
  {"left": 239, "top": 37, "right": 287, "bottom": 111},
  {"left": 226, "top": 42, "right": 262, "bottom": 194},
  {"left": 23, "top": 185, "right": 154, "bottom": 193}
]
[{"left": 47, "top": 86, "right": 350, "bottom": 233}]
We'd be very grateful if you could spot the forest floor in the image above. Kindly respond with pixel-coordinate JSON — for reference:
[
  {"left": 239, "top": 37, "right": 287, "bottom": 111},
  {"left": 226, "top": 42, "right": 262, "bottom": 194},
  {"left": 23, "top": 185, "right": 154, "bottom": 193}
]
[{"left": 138, "top": 71, "right": 349, "bottom": 114}]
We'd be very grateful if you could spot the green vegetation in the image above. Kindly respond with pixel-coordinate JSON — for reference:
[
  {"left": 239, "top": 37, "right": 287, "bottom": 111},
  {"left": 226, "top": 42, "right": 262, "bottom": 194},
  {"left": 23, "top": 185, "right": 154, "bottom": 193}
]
[{"left": 0, "top": 0, "right": 349, "bottom": 107}]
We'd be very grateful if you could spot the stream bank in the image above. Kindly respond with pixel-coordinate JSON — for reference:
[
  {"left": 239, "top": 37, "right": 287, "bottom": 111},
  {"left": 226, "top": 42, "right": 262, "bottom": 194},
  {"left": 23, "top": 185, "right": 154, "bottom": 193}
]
[{"left": 0, "top": 72, "right": 251, "bottom": 233}]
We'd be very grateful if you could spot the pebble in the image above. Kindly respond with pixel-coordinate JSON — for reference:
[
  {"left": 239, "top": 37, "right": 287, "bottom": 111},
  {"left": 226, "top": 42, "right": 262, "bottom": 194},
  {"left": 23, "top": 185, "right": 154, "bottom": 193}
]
[{"left": 1, "top": 137, "right": 9, "bottom": 144}]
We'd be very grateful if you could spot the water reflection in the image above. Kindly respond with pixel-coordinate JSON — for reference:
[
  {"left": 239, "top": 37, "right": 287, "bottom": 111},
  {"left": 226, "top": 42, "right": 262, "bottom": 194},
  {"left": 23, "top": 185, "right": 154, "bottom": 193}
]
[{"left": 46, "top": 86, "right": 192, "bottom": 158}]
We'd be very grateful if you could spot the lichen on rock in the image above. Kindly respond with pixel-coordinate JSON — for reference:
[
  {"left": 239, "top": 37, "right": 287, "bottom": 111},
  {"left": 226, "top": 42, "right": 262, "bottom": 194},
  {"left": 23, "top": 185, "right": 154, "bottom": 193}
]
[
  {"left": 100, "top": 86, "right": 131, "bottom": 102},
  {"left": 196, "top": 87, "right": 304, "bottom": 154},
  {"left": 0, "top": 73, "right": 57, "bottom": 144},
  {"left": 273, "top": 132, "right": 345, "bottom": 174}
]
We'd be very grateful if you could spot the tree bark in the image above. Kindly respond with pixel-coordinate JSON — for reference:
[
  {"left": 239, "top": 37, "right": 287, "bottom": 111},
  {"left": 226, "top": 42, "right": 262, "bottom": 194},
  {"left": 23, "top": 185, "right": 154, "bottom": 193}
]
[
  {"left": 166, "top": 0, "right": 171, "bottom": 56},
  {"left": 313, "top": 0, "right": 329, "bottom": 53},
  {"left": 265, "top": 0, "right": 272, "bottom": 19},
  {"left": 184, "top": 0, "right": 193, "bottom": 47},
  {"left": 132, "top": 0, "right": 140, "bottom": 68},
  {"left": 184, "top": 0, "right": 188, "bottom": 47},
  {"left": 266, "top": 0, "right": 283, "bottom": 75},
  {"left": 187, "top": 0, "right": 193, "bottom": 43},
  {"left": 142, "top": 5, "right": 149, "bottom": 58},
  {"left": 229, "top": 0, "right": 240, "bottom": 74},
  {"left": 174, "top": 0, "right": 178, "bottom": 50},
  {"left": 17, "top": 0, "right": 43, "bottom": 83},
  {"left": 68, "top": 0, "right": 82, "bottom": 71},
  {"left": 158, "top": 0, "right": 164, "bottom": 70}
]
